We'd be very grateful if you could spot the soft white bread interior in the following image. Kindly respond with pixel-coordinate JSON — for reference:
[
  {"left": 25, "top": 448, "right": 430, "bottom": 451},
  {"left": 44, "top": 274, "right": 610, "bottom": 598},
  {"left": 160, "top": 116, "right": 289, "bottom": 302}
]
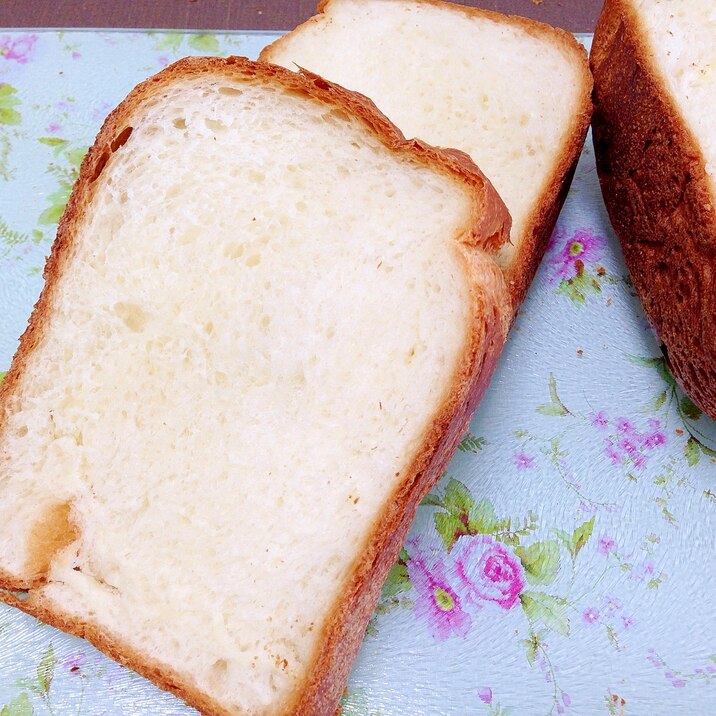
[
  {"left": 260, "top": 0, "right": 593, "bottom": 311},
  {"left": 592, "top": 0, "right": 716, "bottom": 418},
  {"left": 636, "top": 1, "right": 716, "bottom": 188},
  {"left": 0, "top": 57, "right": 510, "bottom": 715}
]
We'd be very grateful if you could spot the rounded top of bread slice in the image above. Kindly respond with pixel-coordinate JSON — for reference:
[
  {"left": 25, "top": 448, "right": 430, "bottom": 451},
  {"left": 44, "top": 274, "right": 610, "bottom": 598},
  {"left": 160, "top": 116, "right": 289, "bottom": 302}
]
[
  {"left": 261, "top": 0, "right": 592, "bottom": 306},
  {"left": 0, "top": 57, "right": 510, "bottom": 715}
]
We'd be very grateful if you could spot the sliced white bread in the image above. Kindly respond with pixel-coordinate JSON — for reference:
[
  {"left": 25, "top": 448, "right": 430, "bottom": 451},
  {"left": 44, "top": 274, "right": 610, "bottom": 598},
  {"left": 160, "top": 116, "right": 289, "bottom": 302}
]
[
  {"left": 0, "top": 57, "right": 511, "bottom": 715},
  {"left": 592, "top": 0, "right": 716, "bottom": 418},
  {"left": 260, "top": 0, "right": 593, "bottom": 314}
]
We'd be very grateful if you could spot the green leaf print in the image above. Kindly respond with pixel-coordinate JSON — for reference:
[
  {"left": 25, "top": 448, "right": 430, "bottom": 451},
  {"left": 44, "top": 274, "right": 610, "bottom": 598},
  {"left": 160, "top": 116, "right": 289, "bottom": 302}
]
[
  {"left": 425, "top": 479, "right": 537, "bottom": 550},
  {"left": 630, "top": 354, "right": 678, "bottom": 389},
  {"left": 0, "top": 84, "right": 21, "bottom": 126},
  {"left": 434, "top": 511, "right": 467, "bottom": 551},
  {"left": 655, "top": 359, "right": 677, "bottom": 388},
  {"left": 555, "top": 270, "right": 602, "bottom": 305},
  {"left": 680, "top": 396, "right": 702, "bottom": 421},
  {"left": 570, "top": 517, "right": 595, "bottom": 558},
  {"left": 651, "top": 390, "right": 667, "bottom": 411},
  {"left": 188, "top": 34, "right": 221, "bottom": 54},
  {"left": 152, "top": 32, "right": 184, "bottom": 53},
  {"left": 685, "top": 437, "right": 701, "bottom": 467},
  {"left": 65, "top": 147, "right": 87, "bottom": 168},
  {"left": 340, "top": 688, "right": 381, "bottom": 716},
  {"left": 469, "top": 498, "right": 502, "bottom": 535},
  {"left": 0, "top": 218, "right": 28, "bottom": 249},
  {"left": 36, "top": 642, "right": 55, "bottom": 695},
  {"left": 38, "top": 185, "right": 72, "bottom": 225},
  {"left": 515, "top": 540, "right": 560, "bottom": 585},
  {"left": 37, "top": 141, "right": 87, "bottom": 228},
  {"left": 443, "top": 478, "right": 475, "bottom": 516},
  {"left": 0, "top": 694, "right": 33, "bottom": 716},
  {"left": 523, "top": 636, "right": 538, "bottom": 666},
  {"left": 381, "top": 548, "right": 411, "bottom": 599},
  {"left": 458, "top": 432, "right": 487, "bottom": 453},
  {"left": 520, "top": 591, "right": 569, "bottom": 636},
  {"left": 38, "top": 136, "right": 69, "bottom": 151},
  {"left": 536, "top": 373, "right": 571, "bottom": 417}
]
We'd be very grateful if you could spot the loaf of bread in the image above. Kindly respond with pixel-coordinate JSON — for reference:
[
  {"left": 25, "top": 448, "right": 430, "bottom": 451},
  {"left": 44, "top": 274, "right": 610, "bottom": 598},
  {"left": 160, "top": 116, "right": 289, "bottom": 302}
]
[
  {"left": 260, "top": 0, "right": 593, "bottom": 314},
  {"left": 0, "top": 57, "right": 511, "bottom": 715},
  {"left": 592, "top": 0, "right": 716, "bottom": 417}
]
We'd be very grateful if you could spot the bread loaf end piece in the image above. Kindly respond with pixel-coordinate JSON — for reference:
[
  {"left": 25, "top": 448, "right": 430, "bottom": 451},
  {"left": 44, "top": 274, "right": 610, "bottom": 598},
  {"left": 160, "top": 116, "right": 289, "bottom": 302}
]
[{"left": 592, "top": 0, "right": 716, "bottom": 417}]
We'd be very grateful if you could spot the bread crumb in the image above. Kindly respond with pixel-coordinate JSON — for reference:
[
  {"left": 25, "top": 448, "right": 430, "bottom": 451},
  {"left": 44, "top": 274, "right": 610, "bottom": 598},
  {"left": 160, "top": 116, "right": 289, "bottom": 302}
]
[{"left": 577, "top": 349, "right": 584, "bottom": 357}]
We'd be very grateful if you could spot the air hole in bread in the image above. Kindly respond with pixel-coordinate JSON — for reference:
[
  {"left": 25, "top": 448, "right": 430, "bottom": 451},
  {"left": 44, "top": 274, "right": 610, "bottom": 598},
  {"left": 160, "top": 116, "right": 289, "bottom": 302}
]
[
  {"left": 25, "top": 502, "right": 78, "bottom": 580},
  {"left": 172, "top": 117, "right": 187, "bottom": 129},
  {"left": 218, "top": 85, "right": 242, "bottom": 96},
  {"left": 224, "top": 242, "right": 244, "bottom": 259},
  {"left": 205, "top": 117, "right": 227, "bottom": 132},
  {"left": 110, "top": 126, "right": 133, "bottom": 152},
  {"left": 322, "top": 108, "right": 351, "bottom": 126},
  {"left": 89, "top": 149, "right": 110, "bottom": 184},
  {"left": 209, "top": 658, "right": 229, "bottom": 687},
  {"left": 113, "top": 302, "right": 148, "bottom": 332}
]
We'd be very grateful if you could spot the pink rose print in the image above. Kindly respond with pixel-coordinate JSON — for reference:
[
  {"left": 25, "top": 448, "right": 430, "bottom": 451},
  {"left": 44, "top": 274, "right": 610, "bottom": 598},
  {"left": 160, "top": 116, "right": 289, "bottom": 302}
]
[
  {"left": 590, "top": 411, "right": 609, "bottom": 429},
  {"left": 407, "top": 546, "right": 471, "bottom": 641},
  {"left": 0, "top": 34, "right": 38, "bottom": 64},
  {"left": 454, "top": 535, "right": 525, "bottom": 610},
  {"left": 477, "top": 687, "right": 493, "bottom": 705},
  {"left": 548, "top": 227, "right": 605, "bottom": 283}
]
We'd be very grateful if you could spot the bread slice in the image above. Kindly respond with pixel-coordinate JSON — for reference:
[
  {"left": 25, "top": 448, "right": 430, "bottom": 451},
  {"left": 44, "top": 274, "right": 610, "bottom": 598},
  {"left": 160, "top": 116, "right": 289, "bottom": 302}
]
[
  {"left": 0, "top": 57, "right": 510, "bottom": 715},
  {"left": 260, "top": 0, "right": 593, "bottom": 314},
  {"left": 592, "top": 0, "right": 716, "bottom": 418}
]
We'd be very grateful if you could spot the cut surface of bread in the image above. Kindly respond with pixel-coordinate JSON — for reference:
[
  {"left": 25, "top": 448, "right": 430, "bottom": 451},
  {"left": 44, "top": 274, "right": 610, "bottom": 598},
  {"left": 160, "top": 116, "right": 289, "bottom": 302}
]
[
  {"left": 592, "top": 0, "right": 716, "bottom": 418},
  {"left": 0, "top": 58, "right": 510, "bottom": 715},
  {"left": 260, "top": 0, "right": 593, "bottom": 312}
]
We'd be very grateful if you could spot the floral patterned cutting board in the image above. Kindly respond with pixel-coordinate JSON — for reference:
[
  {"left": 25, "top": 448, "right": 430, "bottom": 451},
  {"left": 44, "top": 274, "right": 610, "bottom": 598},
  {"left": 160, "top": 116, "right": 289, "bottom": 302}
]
[{"left": 1, "top": 30, "right": 715, "bottom": 716}]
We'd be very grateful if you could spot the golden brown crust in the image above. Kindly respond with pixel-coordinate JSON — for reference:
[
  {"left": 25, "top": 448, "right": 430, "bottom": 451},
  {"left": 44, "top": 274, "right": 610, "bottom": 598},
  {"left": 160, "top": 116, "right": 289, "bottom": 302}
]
[
  {"left": 261, "top": 0, "right": 593, "bottom": 315},
  {"left": 1, "top": 590, "right": 235, "bottom": 716},
  {"left": 0, "top": 56, "right": 510, "bottom": 715},
  {"left": 503, "top": 53, "right": 591, "bottom": 313},
  {"left": 591, "top": 0, "right": 716, "bottom": 418},
  {"left": 292, "top": 251, "right": 507, "bottom": 713}
]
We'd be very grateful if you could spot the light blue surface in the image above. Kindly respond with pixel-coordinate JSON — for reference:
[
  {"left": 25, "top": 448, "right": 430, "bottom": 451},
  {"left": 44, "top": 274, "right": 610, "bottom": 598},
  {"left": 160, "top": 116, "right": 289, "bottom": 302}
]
[{"left": 0, "top": 30, "right": 714, "bottom": 716}]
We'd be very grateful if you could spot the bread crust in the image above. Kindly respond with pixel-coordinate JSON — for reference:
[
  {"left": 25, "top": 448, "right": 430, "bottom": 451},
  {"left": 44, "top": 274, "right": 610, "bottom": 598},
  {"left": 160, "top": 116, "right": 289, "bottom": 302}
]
[
  {"left": 0, "top": 56, "right": 510, "bottom": 715},
  {"left": 261, "top": 0, "right": 593, "bottom": 315},
  {"left": 591, "top": 0, "right": 716, "bottom": 418}
]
